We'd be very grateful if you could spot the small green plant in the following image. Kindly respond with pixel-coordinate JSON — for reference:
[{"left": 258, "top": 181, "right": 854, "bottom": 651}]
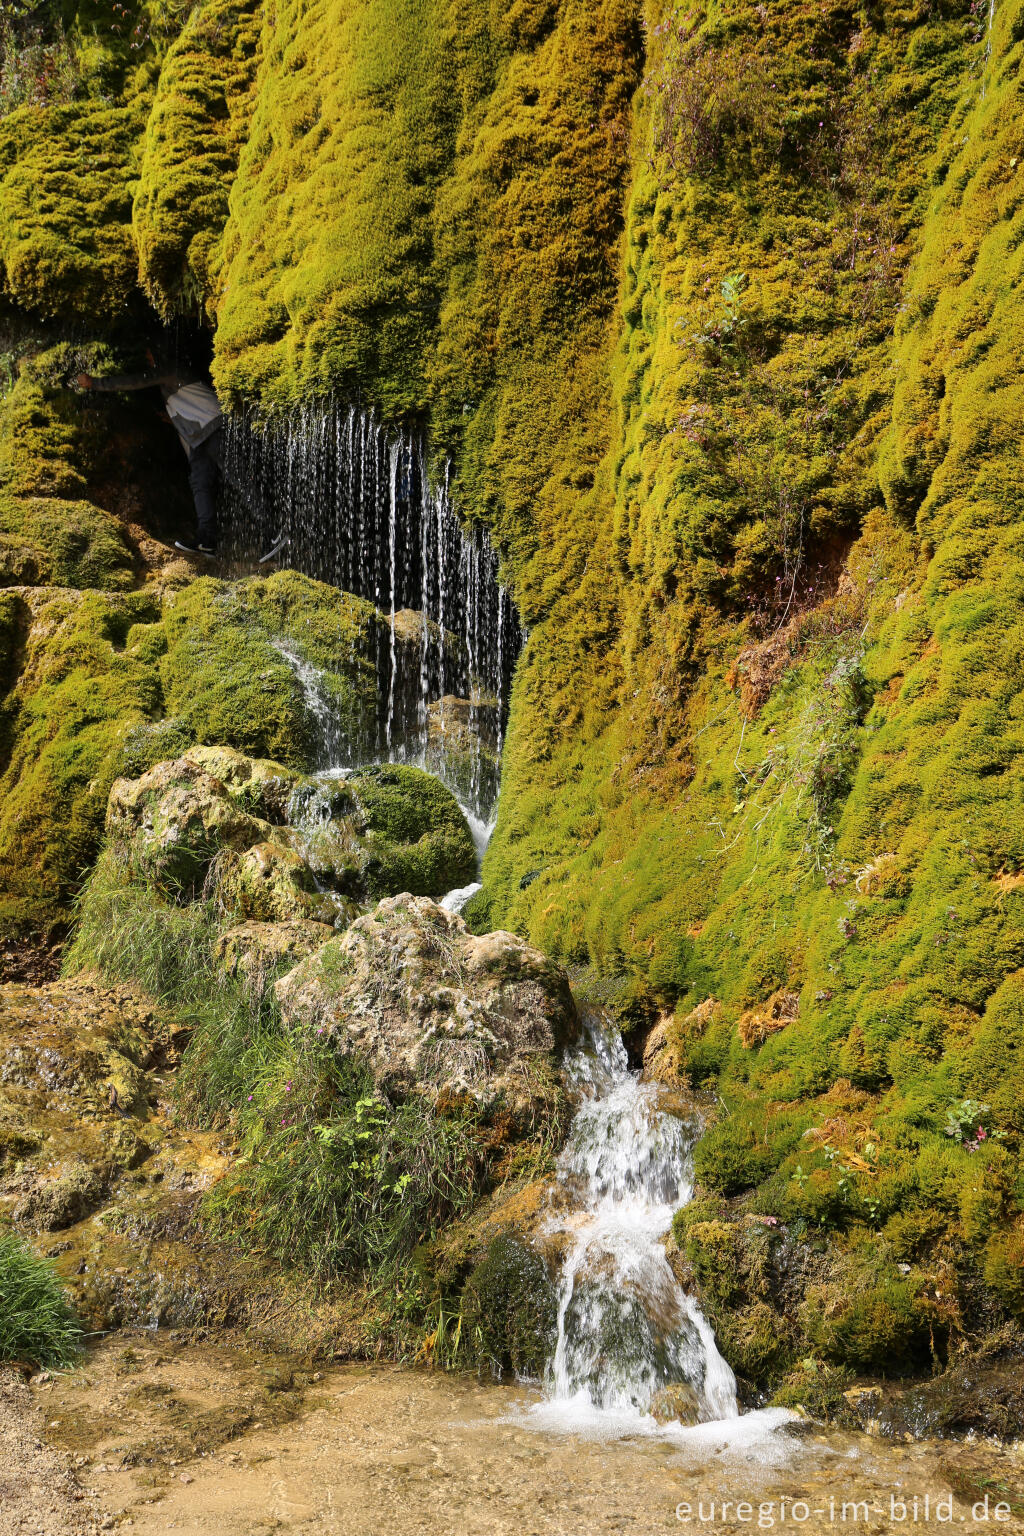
[
  {"left": 0, "top": 1228, "right": 81, "bottom": 1369},
  {"left": 822, "top": 1142, "right": 882, "bottom": 1227},
  {"left": 0, "top": 11, "right": 80, "bottom": 115},
  {"left": 944, "top": 1100, "right": 1004, "bottom": 1153}
]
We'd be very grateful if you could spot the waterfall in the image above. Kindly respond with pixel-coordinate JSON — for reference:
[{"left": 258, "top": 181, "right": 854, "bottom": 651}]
[
  {"left": 221, "top": 403, "right": 521, "bottom": 819},
  {"left": 532, "top": 1021, "right": 739, "bottom": 1431}
]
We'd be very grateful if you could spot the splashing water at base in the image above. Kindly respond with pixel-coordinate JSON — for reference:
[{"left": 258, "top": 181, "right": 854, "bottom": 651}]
[
  {"left": 516, "top": 1022, "right": 794, "bottom": 1448},
  {"left": 541, "top": 1023, "right": 738, "bottom": 1421}
]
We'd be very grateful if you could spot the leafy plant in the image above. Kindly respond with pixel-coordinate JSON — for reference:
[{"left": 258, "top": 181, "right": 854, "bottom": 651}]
[
  {"left": 944, "top": 1100, "right": 1004, "bottom": 1153},
  {"left": 0, "top": 10, "right": 79, "bottom": 114}
]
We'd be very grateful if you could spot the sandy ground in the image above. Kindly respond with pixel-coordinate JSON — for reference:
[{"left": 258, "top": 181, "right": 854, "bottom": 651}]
[
  {"left": 5, "top": 1337, "right": 1024, "bottom": 1536},
  {"left": 0, "top": 1368, "right": 103, "bottom": 1536}
]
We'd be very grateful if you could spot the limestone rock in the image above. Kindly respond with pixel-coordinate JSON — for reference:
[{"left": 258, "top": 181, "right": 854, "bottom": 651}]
[
  {"left": 106, "top": 749, "right": 284, "bottom": 891},
  {"left": 275, "top": 893, "right": 578, "bottom": 1111},
  {"left": 215, "top": 840, "right": 350, "bottom": 926},
  {"left": 214, "top": 920, "right": 335, "bottom": 989}
]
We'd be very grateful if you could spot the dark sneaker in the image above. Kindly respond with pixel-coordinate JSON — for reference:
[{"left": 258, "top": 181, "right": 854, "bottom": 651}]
[
  {"left": 174, "top": 539, "right": 217, "bottom": 557},
  {"left": 258, "top": 532, "right": 289, "bottom": 564}
]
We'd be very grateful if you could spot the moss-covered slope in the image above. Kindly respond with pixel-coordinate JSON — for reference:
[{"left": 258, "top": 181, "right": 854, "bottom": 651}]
[
  {"left": 1, "top": 0, "right": 1023, "bottom": 1388},
  {"left": 0, "top": 571, "right": 388, "bottom": 937}
]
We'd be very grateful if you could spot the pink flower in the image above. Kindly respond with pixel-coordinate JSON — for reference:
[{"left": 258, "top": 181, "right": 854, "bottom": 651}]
[{"left": 977, "top": 1128, "right": 987, "bottom": 1140}]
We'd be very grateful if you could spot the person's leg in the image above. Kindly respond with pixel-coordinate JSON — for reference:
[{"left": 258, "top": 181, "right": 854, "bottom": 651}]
[{"left": 187, "top": 436, "right": 220, "bottom": 548}]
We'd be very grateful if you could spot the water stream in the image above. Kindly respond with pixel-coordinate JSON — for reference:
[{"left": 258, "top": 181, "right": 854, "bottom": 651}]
[
  {"left": 520, "top": 1020, "right": 753, "bottom": 1438},
  {"left": 223, "top": 403, "right": 521, "bottom": 819},
  {"left": 244, "top": 407, "right": 761, "bottom": 1441}
]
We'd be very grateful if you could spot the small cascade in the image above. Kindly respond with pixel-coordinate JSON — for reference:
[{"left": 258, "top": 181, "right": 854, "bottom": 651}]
[
  {"left": 270, "top": 639, "right": 349, "bottom": 773},
  {"left": 531, "top": 1021, "right": 739, "bottom": 1433},
  {"left": 222, "top": 403, "right": 521, "bottom": 819}
]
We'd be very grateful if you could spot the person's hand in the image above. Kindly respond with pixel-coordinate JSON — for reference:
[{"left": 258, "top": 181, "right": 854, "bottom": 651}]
[{"left": 76, "top": 373, "right": 93, "bottom": 390}]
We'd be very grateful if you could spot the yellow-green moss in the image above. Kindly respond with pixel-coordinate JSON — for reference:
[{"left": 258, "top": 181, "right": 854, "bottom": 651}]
[
  {"left": 0, "top": 348, "right": 137, "bottom": 589},
  {"left": 160, "top": 571, "right": 384, "bottom": 765},
  {"left": 0, "top": 0, "right": 180, "bottom": 318},
  {"left": 0, "top": 571, "right": 394, "bottom": 935},
  {"left": 0, "top": 587, "right": 163, "bottom": 937},
  {"left": 132, "top": 0, "right": 263, "bottom": 318}
]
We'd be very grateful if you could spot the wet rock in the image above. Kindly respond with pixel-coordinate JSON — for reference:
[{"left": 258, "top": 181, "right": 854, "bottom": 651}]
[
  {"left": 13, "top": 1159, "right": 109, "bottom": 1232},
  {"left": 866, "top": 1352, "right": 1024, "bottom": 1441},
  {"left": 649, "top": 1382, "right": 701, "bottom": 1426},
  {"left": 275, "top": 893, "right": 578, "bottom": 1112}
]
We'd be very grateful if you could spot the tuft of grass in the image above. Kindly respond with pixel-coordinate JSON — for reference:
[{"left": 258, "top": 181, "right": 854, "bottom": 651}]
[
  {"left": 202, "top": 1044, "right": 486, "bottom": 1281},
  {"left": 65, "top": 843, "right": 224, "bottom": 1008},
  {"left": 0, "top": 1227, "right": 81, "bottom": 1370}
]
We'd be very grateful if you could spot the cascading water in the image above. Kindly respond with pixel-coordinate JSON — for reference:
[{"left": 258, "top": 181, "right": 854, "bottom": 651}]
[
  {"left": 529, "top": 1021, "right": 739, "bottom": 1434},
  {"left": 270, "top": 639, "right": 349, "bottom": 773},
  {"left": 222, "top": 402, "right": 521, "bottom": 820},
  {"left": 223, "top": 402, "right": 768, "bottom": 1442}
]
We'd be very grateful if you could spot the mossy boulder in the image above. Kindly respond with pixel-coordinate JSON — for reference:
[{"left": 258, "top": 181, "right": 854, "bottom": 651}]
[
  {"left": 213, "top": 920, "right": 335, "bottom": 991},
  {"left": 101, "top": 747, "right": 477, "bottom": 924},
  {"left": 459, "top": 1233, "right": 558, "bottom": 1378},
  {"left": 345, "top": 763, "right": 478, "bottom": 897},
  {"left": 275, "top": 893, "right": 578, "bottom": 1114},
  {"left": 0, "top": 571, "right": 407, "bottom": 936},
  {"left": 160, "top": 573, "right": 386, "bottom": 769}
]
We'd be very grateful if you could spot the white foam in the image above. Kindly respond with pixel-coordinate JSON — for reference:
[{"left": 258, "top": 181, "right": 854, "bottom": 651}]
[
  {"left": 503, "top": 1396, "right": 797, "bottom": 1459},
  {"left": 441, "top": 881, "right": 481, "bottom": 914}
]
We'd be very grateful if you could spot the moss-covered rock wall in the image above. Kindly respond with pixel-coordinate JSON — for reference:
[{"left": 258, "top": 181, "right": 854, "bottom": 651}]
[{"left": 2, "top": 0, "right": 1024, "bottom": 1379}]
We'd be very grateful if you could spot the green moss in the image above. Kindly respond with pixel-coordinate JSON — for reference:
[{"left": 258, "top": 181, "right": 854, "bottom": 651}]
[
  {"left": 350, "top": 763, "right": 477, "bottom": 897},
  {"left": 984, "top": 1229, "right": 1024, "bottom": 1322},
  {"left": 0, "top": 587, "right": 164, "bottom": 936},
  {"left": 161, "top": 571, "right": 383, "bottom": 767},
  {"left": 132, "top": 0, "right": 263, "bottom": 318},
  {"left": 803, "top": 1267, "right": 933, "bottom": 1374},
  {"left": 0, "top": 0, "right": 198, "bottom": 319},
  {"left": 458, "top": 1232, "right": 557, "bottom": 1377},
  {"left": 0, "top": 349, "right": 136, "bottom": 589},
  {"left": 692, "top": 1118, "right": 781, "bottom": 1197}
]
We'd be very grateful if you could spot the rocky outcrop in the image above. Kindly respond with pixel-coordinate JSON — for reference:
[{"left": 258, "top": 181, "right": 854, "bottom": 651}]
[
  {"left": 0, "top": 978, "right": 373, "bottom": 1348},
  {"left": 0, "top": 976, "right": 218, "bottom": 1251},
  {"left": 275, "top": 894, "right": 578, "bottom": 1114},
  {"left": 101, "top": 746, "right": 477, "bottom": 923}
]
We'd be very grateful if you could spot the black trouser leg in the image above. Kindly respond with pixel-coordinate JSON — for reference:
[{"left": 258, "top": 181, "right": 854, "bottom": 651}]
[{"left": 187, "top": 430, "right": 223, "bottom": 546}]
